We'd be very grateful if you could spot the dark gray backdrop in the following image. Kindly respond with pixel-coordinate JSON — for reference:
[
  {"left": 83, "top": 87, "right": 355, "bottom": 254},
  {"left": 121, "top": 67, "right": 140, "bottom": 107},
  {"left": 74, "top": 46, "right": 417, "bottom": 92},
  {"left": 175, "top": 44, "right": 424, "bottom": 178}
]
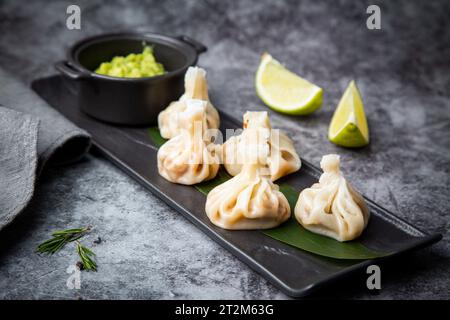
[{"left": 0, "top": 0, "right": 448, "bottom": 299}]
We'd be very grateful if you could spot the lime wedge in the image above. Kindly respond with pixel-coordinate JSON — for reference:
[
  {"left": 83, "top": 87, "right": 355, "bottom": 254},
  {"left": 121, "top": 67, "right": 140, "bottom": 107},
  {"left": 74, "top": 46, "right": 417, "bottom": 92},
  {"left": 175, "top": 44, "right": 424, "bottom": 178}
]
[
  {"left": 255, "top": 53, "right": 323, "bottom": 115},
  {"left": 328, "top": 80, "right": 369, "bottom": 147}
]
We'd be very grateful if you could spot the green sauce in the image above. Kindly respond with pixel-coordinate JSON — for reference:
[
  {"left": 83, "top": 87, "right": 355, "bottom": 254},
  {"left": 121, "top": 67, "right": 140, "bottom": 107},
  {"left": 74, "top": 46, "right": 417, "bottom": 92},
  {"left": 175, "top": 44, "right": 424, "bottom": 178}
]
[{"left": 95, "top": 46, "right": 165, "bottom": 78}]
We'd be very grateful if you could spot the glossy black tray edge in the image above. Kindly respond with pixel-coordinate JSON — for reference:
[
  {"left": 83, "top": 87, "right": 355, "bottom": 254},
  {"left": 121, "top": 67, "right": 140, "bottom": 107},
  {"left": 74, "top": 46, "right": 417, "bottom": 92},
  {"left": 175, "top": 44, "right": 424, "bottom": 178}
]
[
  {"left": 32, "top": 76, "right": 442, "bottom": 297},
  {"left": 93, "top": 113, "right": 442, "bottom": 297}
]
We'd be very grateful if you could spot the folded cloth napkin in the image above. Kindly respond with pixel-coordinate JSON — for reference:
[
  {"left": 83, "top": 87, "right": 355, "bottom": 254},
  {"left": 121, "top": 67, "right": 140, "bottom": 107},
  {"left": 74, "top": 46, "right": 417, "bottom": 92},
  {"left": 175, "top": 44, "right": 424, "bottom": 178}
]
[{"left": 0, "top": 67, "right": 91, "bottom": 231}]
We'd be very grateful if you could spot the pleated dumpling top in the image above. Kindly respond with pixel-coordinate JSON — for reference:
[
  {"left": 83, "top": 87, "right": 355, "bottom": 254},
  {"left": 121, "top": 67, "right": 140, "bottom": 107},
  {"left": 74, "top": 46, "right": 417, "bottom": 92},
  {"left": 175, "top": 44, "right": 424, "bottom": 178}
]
[
  {"left": 205, "top": 128, "right": 291, "bottom": 230},
  {"left": 158, "top": 66, "right": 220, "bottom": 139},
  {"left": 222, "top": 111, "right": 301, "bottom": 181},
  {"left": 157, "top": 99, "right": 220, "bottom": 185},
  {"left": 294, "top": 154, "right": 370, "bottom": 241}
]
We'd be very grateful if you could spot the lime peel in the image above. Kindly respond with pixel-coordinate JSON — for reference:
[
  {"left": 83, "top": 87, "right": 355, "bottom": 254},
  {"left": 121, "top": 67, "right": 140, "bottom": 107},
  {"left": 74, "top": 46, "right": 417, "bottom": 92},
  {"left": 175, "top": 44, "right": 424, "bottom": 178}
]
[
  {"left": 255, "top": 53, "right": 323, "bottom": 115},
  {"left": 328, "top": 80, "right": 369, "bottom": 148}
]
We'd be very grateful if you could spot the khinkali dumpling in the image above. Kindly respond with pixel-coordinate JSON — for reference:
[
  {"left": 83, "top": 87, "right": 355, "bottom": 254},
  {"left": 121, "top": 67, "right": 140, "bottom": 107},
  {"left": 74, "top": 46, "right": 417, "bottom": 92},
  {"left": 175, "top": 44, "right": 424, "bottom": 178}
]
[
  {"left": 206, "top": 130, "right": 291, "bottom": 230},
  {"left": 158, "top": 66, "right": 220, "bottom": 139},
  {"left": 222, "top": 111, "right": 301, "bottom": 181},
  {"left": 294, "top": 154, "right": 370, "bottom": 241},
  {"left": 157, "top": 99, "right": 220, "bottom": 185}
]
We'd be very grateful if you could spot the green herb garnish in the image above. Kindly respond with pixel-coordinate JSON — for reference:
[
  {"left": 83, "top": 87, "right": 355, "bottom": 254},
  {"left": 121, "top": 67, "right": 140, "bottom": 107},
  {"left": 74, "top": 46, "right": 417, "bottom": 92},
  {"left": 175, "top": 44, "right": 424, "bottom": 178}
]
[
  {"left": 76, "top": 241, "right": 97, "bottom": 272},
  {"left": 36, "top": 226, "right": 92, "bottom": 254},
  {"left": 37, "top": 226, "right": 98, "bottom": 271}
]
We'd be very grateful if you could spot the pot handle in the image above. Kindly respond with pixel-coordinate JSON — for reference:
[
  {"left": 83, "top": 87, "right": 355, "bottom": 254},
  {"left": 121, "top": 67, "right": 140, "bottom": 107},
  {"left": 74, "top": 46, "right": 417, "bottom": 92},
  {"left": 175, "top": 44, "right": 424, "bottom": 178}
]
[
  {"left": 177, "top": 35, "right": 207, "bottom": 54},
  {"left": 55, "top": 61, "right": 88, "bottom": 80}
]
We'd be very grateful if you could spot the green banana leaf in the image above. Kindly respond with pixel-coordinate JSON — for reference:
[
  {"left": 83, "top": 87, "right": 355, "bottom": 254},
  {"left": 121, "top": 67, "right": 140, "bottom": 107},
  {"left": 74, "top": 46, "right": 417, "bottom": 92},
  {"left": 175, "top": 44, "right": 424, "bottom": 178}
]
[
  {"left": 264, "top": 184, "right": 388, "bottom": 260},
  {"left": 195, "top": 169, "right": 231, "bottom": 195},
  {"left": 148, "top": 126, "right": 167, "bottom": 147},
  {"left": 148, "top": 127, "right": 389, "bottom": 260}
]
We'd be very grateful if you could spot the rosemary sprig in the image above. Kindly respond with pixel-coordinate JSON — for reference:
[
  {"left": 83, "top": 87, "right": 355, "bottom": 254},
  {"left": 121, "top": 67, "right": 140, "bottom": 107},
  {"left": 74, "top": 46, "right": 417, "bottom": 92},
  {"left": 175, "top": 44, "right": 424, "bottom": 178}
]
[
  {"left": 76, "top": 241, "right": 97, "bottom": 272},
  {"left": 36, "top": 226, "right": 91, "bottom": 254}
]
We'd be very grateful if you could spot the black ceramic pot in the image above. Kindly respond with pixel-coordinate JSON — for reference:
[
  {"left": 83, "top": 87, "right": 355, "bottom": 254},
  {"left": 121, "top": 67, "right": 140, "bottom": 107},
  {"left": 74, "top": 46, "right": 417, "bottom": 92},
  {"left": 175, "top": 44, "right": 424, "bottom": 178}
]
[{"left": 55, "top": 32, "right": 207, "bottom": 126}]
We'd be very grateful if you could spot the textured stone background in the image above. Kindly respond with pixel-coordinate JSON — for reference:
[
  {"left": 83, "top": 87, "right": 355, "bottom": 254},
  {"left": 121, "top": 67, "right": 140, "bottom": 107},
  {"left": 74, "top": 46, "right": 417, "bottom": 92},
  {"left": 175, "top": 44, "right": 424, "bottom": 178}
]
[{"left": 0, "top": 0, "right": 449, "bottom": 299}]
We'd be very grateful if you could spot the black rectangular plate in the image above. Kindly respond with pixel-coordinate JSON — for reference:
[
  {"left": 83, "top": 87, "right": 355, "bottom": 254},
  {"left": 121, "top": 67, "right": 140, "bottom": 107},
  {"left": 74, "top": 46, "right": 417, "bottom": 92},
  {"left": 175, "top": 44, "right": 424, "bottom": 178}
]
[{"left": 32, "top": 76, "right": 442, "bottom": 298}]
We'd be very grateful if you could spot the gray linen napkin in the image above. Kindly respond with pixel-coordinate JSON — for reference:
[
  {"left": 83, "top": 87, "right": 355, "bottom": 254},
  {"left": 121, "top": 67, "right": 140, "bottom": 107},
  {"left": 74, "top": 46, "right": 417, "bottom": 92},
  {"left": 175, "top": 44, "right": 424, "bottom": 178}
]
[{"left": 0, "top": 68, "right": 91, "bottom": 230}]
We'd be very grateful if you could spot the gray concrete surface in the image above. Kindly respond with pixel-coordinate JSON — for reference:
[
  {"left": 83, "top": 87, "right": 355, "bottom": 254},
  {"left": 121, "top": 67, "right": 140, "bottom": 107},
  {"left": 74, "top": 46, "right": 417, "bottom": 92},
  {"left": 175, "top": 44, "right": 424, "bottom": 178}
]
[{"left": 0, "top": 0, "right": 449, "bottom": 299}]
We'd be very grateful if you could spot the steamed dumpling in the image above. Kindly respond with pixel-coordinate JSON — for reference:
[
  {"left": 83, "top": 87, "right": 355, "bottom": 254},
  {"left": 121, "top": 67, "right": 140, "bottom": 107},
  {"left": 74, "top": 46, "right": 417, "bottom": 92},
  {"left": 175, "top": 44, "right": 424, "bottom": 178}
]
[
  {"left": 205, "top": 130, "right": 290, "bottom": 230},
  {"left": 294, "top": 154, "right": 370, "bottom": 241},
  {"left": 158, "top": 66, "right": 220, "bottom": 139},
  {"left": 157, "top": 99, "right": 220, "bottom": 185},
  {"left": 222, "top": 111, "right": 301, "bottom": 181}
]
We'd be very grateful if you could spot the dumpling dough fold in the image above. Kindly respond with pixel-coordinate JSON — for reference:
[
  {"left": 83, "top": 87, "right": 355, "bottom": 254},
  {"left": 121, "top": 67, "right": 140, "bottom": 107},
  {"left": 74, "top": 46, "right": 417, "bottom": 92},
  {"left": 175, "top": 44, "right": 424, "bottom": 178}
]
[
  {"left": 222, "top": 111, "right": 301, "bottom": 181},
  {"left": 158, "top": 66, "right": 220, "bottom": 139},
  {"left": 157, "top": 99, "right": 219, "bottom": 185},
  {"left": 294, "top": 154, "right": 369, "bottom": 241},
  {"left": 206, "top": 130, "right": 290, "bottom": 230}
]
